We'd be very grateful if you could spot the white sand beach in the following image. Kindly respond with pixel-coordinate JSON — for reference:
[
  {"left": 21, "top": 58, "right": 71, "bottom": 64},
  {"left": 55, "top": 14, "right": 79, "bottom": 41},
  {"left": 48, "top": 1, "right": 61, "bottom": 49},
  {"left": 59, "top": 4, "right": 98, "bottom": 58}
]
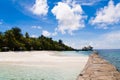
[
  {"left": 0, "top": 51, "right": 88, "bottom": 66},
  {"left": 0, "top": 51, "right": 89, "bottom": 80},
  {"left": 0, "top": 51, "right": 88, "bottom": 68}
]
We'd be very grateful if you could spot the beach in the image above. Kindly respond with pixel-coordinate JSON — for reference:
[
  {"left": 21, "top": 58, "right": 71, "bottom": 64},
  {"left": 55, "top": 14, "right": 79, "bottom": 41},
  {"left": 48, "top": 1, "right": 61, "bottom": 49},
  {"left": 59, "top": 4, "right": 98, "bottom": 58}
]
[
  {"left": 0, "top": 51, "right": 88, "bottom": 67},
  {"left": 0, "top": 51, "right": 89, "bottom": 80}
]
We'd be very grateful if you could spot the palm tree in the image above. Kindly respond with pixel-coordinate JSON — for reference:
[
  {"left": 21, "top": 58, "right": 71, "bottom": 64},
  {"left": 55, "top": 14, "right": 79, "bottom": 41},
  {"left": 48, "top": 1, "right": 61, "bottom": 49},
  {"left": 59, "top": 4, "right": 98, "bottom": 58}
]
[
  {"left": 11, "top": 27, "right": 22, "bottom": 40},
  {"left": 58, "top": 39, "right": 63, "bottom": 44},
  {"left": 25, "top": 32, "right": 29, "bottom": 38}
]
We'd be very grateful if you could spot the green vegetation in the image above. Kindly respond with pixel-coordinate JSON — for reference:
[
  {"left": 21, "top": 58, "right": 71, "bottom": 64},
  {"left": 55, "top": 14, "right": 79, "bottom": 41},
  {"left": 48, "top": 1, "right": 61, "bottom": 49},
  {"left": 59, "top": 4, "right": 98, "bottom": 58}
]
[
  {"left": 0, "top": 27, "right": 74, "bottom": 51},
  {"left": 81, "top": 45, "right": 93, "bottom": 51}
]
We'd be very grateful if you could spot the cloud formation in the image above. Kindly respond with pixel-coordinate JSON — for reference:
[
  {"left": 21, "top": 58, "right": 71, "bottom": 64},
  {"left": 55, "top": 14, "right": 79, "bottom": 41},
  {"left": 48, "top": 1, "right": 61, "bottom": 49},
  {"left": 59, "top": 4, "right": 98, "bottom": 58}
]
[
  {"left": 65, "top": 30, "right": 120, "bottom": 49},
  {"left": 30, "top": 0, "right": 48, "bottom": 16},
  {"left": 31, "top": 26, "right": 42, "bottom": 29},
  {"left": 93, "top": 30, "right": 120, "bottom": 49},
  {"left": 30, "top": 35, "right": 38, "bottom": 38},
  {"left": 74, "top": 0, "right": 101, "bottom": 6},
  {"left": 62, "top": 0, "right": 101, "bottom": 6},
  {"left": 42, "top": 30, "right": 58, "bottom": 37},
  {"left": 90, "top": 0, "right": 120, "bottom": 29},
  {"left": 52, "top": 0, "right": 86, "bottom": 34},
  {"left": 42, "top": 30, "right": 51, "bottom": 37}
]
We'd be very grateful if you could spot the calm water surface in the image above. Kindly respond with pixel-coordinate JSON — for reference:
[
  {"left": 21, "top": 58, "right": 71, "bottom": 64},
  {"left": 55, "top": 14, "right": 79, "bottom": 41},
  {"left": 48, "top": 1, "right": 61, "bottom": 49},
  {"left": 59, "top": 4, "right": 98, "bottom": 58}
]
[
  {"left": 97, "top": 49, "right": 120, "bottom": 71},
  {"left": 0, "top": 51, "right": 91, "bottom": 80}
]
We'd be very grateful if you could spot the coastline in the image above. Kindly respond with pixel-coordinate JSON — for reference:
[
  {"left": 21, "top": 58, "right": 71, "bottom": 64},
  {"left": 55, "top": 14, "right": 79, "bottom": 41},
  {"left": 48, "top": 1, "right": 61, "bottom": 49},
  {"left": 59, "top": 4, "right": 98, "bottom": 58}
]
[
  {"left": 77, "top": 52, "right": 120, "bottom": 80},
  {"left": 0, "top": 51, "right": 88, "bottom": 68},
  {"left": 0, "top": 51, "right": 89, "bottom": 80}
]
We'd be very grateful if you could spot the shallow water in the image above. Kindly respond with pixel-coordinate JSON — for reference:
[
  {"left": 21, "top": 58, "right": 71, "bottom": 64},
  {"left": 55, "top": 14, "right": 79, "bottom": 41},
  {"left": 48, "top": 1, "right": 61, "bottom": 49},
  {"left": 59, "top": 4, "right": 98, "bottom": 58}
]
[
  {"left": 0, "top": 64, "right": 80, "bottom": 80},
  {"left": 0, "top": 51, "right": 90, "bottom": 80}
]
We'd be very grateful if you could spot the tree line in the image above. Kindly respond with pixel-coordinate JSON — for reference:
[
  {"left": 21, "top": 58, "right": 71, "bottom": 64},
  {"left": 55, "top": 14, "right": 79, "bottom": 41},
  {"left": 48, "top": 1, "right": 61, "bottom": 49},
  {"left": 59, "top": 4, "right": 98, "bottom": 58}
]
[{"left": 0, "top": 27, "right": 74, "bottom": 51}]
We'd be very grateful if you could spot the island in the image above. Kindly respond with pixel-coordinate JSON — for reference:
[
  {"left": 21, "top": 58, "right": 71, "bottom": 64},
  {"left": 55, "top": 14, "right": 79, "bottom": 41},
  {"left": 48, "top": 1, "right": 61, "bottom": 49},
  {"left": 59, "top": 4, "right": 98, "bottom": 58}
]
[
  {"left": 81, "top": 45, "right": 93, "bottom": 51},
  {"left": 0, "top": 27, "right": 74, "bottom": 51}
]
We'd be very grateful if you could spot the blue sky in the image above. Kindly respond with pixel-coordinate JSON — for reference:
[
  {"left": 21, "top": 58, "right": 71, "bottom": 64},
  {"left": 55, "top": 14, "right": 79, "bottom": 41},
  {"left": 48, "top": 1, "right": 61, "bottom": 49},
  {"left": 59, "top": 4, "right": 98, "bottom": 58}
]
[{"left": 0, "top": 0, "right": 120, "bottom": 49}]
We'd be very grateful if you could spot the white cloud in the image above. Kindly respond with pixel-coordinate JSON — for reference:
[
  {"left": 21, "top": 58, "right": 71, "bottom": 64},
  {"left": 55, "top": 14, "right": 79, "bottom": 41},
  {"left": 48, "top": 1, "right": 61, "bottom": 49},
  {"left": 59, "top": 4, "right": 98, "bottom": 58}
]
[
  {"left": 42, "top": 30, "right": 58, "bottom": 37},
  {"left": 103, "top": 31, "right": 120, "bottom": 42},
  {"left": 74, "top": 0, "right": 101, "bottom": 6},
  {"left": 90, "top": 0, "right": 120, "bottom": 29},
  {"left": 31, "top": 26, "right": 42, "bottom": 29},
  {"left": 42, "top": 30, "right": 51, "bottom": 37},
  {"left": 92, "top": 31, "right": 120, "bottom": 49},
  {"left": 51, "top": 1, "right": 86, "bottom": 34},
  {"left": 64, "top": 30, "right": 120, "bottom": 49},
  {"left": 64, "top": 39, "right": 93, "bottom": 49},
  {"left": 30, "top": 0, "right": 48, "bottom": 16},
  {"left": 52, "top": 31, "right": 57, "bottom": 36},
  {"left": 30, "top": 35, "right": 38, "bottom": 38},
  {"left": 89, "top": 31, "right": 120, "bottom": 49},
  {"left": 62, "top": 0, "right": 101, "bottom": 6}
]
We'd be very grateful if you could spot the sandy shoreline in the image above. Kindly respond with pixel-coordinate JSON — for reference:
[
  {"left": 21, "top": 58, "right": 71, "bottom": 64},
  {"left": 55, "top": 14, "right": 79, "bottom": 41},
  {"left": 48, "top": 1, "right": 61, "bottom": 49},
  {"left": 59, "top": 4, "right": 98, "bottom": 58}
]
[
  {"left": 0, "top": 51, "right": 89, "bottom": 80},
  {"left": 0, "top": 51, "right": 88, "bottom": 68}
]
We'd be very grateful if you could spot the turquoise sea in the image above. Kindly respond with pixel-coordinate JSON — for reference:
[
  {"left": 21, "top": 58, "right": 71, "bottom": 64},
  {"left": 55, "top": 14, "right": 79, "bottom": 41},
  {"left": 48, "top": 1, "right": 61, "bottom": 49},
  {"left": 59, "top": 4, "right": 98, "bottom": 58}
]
[
  {"left": 0, "top": 50, "right": 119, "bottom": 80},
  {"left": 97, "top": 49, "right": 120, "bottom": 71}
]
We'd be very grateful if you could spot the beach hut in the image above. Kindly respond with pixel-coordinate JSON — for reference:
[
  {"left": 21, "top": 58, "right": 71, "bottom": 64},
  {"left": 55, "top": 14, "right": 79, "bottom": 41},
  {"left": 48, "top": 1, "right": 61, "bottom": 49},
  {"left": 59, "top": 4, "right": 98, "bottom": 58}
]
[{"left": 2, "top": 47, "right": 9, "bottom": 51}]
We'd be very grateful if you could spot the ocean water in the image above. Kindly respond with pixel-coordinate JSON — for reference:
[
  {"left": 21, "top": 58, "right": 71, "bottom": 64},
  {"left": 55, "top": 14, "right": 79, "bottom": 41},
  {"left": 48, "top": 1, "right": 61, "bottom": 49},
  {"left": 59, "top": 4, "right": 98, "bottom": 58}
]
[
  {"left": 53, "top": 51, "right": 92, "bottom": 56},
  {"left": 97, "top": 49, "right": 120, "bottom": 71},
  {"left": 0, "top": 64, "right": 80, "bottom": 80},
  {"left": 0, "top": 51, "right": 91, "bottom": 80}
]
